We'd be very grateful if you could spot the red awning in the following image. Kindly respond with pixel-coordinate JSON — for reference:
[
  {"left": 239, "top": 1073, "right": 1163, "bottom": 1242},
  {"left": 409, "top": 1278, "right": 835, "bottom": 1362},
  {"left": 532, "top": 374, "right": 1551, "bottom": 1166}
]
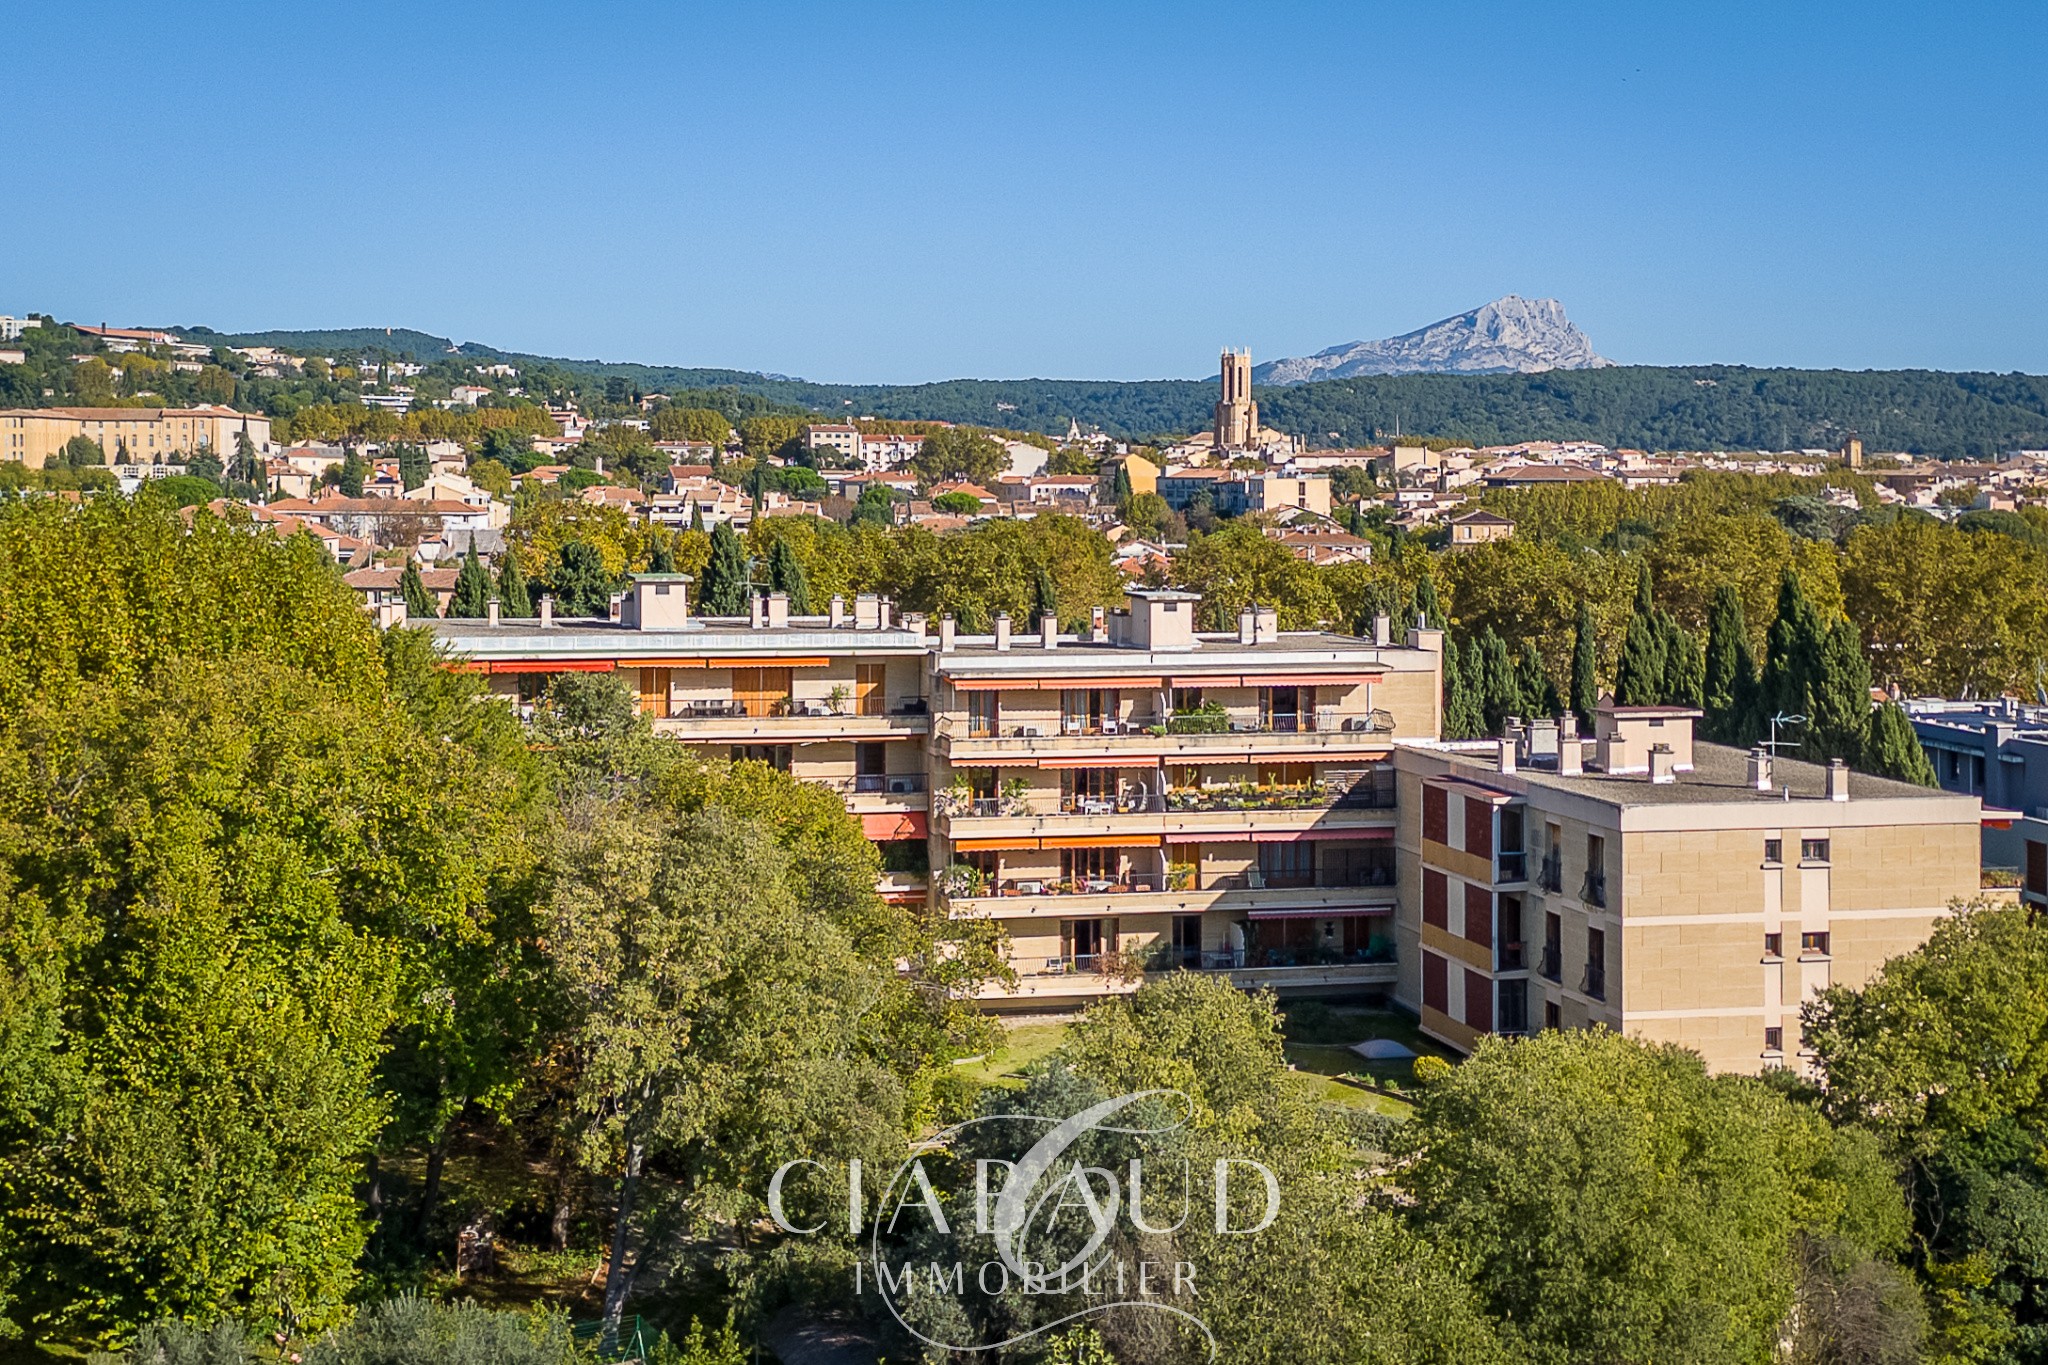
[
  {"left": 862, "top": 812, "right": 928, "bottom": 841},
  {"left": 950, "top": 676, "right": 1163, "bottom": 691},
  {"left": 1251, "top": 827, "right": 1394, "bottom": 843}
]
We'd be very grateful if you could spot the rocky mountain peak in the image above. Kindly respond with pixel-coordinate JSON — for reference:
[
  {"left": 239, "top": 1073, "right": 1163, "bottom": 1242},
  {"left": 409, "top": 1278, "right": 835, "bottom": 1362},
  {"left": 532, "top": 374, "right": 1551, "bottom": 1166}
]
[{"left": 1254, "top": 296, "right": 1613, "bottom": 385}]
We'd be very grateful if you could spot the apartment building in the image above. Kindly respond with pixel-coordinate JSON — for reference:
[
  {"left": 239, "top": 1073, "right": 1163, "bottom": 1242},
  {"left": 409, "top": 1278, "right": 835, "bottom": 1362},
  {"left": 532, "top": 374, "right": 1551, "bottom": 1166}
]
[
  {"left": 1393, "top": 702, "right": 1982, "bottom": 1075},
  {"left": 0, "top": 405, "right": 274, "bottom": 468},
  {"left": 925, "top": 591, "right": 1444, "bottom": 1009},
  {"left": 430, "top": 579, "right": 936, "bottom": 905},
  {"left": 1907, "top": 697, "right": 2048, "bottom": 866},
  {"left": 2021, "top": 816, "right": 2048, "bottom": 915}
]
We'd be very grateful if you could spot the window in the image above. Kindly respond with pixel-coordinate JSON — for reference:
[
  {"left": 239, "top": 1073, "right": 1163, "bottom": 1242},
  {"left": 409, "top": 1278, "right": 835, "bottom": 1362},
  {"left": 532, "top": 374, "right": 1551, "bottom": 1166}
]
[
  {"left": 1801, "top": 931, "right": 1831, "bottom": 957},
  {"left": 1541, "top": 912, "right": 1562, "bottom": 981},
  {"left": 1499, "top": 978, "right": 1529, "bottom": 1034},
  {"left": 1763, "top": 933, "right": 1782, "bottom": 959},
  {"left": 1257, "top": 841, "right": 1315, "bottom": 888},
  {"left": 1801, "top": 838, "right": 1831, "bottom": 863},
  {"left": 1171, "top": 914, "right": 1202, "bottom": 968},
  {"left": 1583, "top": 834, "right": 1607, "bottom": 907},
  {"left": 1764, "top": 1027, "right": 1783, "bottom": 1053},
  {"left": 2029, "top": 840, "right": 2048, "bottom": 897},
  {"left": 1763, "top": 838, "right": 1783, "bottom": 865},
  {"left": 1585, "top": 927, "right": 1606, "bottom": 1000},
  {"left": 967, "top": 691, "right": 1000, "bottom": 737},
  {"left": 1544, "top": 999, "right": 1561, "bottom": 1031},
  {"left": 731, "top": 744, "right": 792, "bottom": 771}
]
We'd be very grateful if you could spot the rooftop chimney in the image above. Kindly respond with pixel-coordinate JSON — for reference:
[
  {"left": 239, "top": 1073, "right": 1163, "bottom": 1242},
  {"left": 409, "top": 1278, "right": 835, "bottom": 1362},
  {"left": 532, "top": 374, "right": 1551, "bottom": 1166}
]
[
  {"left": 766, "top": 592, "right": 789, "bottom": 629},
  {"left": 1826, "top": 758, "right": 1850, "bottom": 802},
  {"left": 993, "top": 612, "right": 1012, "bottom": 651},
  {"left": 1254, "top": 605, "right": 1278, "bottom": 643},
  {"left": 1747, "top": 748, "right": 1773, "bottom": 791},
  {"left": 1649, "top": 743, "right": 1676, "bottom": 784},
  {"left": 1559, "top": 737, "right": 1584, "bottom": 776},
  {"left": 539, "top": 594, "right": 555, "bottom": 629},
  {"left": 1498, "top": 736, "right": 1517, "bottom": 775},
  {"left": 750, "top": 593, "right": 767, "bottom": 629},
  {"left": 1560, "top": 711, "right": 1579, "bottom": 742},
  {"left": 375, "top": 599, "right": 407, "bottom": 630},
  {"left": 854, "top": 594, "right": 880, "bottom": 630},
  {"left": 878, "top": 599, "right": 893, "bottom": 630},
  {"left": 608, "top": 593, "right": 624, "bottom": 622},
  {"left": 1040, "top": 613, "right": 1058, "bottom": 649},
  {"left": 1372, "top": 612, "right": 1391, "bottom": 647},
  {"left": 939, "top": 614, "right": 957, "bottom": 653},
  {"left": 830, "top": 594, "right": 846, "bottom": 627},
  {"left": 1089, "top": 605, "right": 1107, "bottom": 642},
  {"left": 487, "top": 595, "right": 500, "bottom": 628},
  {"left": 1238, "top": 606, "right": 1256, "bottom": 645},
  {"left": 903, "top": 611, "right": 927, "bottom": 642}
]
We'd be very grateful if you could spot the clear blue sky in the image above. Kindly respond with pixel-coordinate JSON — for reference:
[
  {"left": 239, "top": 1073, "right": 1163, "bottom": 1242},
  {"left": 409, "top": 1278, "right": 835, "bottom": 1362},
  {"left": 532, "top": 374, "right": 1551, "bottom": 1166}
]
[{"left": 5, "top": 2, "right": 2043, "bottom": 383}]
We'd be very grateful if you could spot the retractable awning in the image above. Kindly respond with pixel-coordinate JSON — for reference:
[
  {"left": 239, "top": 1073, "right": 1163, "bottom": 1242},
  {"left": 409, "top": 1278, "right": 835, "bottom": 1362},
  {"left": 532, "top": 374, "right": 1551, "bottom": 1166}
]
[{"left": 1245, "top": 906, "right": 1394, "bottom": 920}]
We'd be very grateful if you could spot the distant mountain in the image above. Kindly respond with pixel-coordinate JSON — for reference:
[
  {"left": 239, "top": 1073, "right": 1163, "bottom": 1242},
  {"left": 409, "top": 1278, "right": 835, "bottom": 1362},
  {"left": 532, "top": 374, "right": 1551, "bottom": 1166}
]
[{"left": 1254, "top": 296, "right": 1612, "bottom": 385}]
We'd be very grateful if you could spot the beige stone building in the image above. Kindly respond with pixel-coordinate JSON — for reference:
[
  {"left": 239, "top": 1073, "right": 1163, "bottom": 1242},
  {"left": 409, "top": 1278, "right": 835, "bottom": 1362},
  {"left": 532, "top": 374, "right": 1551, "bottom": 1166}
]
[
  {"left": 1214, "top": 350, "right": 1259, "bottom": 450},
  {"left": 0, "top": 405, "right": 273, "bottom": 468},
  {"left": 1393, "top": 702, "right": 1983, "bottom": 1074}
]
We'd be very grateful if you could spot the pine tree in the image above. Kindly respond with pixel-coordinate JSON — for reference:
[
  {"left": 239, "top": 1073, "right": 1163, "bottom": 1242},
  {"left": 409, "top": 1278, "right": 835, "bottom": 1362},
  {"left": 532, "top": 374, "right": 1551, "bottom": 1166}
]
[
  {"left": 649, "top": 536, "right": 677, "bottom": 574},
  {"left": 1808, "top": 616, "right": 1874, "bottom": 766},
  {"left": 1517, "top": 640, "right": 1562, "bottom": 719},
  {"left": 497, "top": 551, "right": 533, "bottom": 617},
  {"left": 1865, "top": 701, "right": 1939, "bottom": 786},
  {"left": 449, "top": 543, "right": 492, "bottom": 618},
  {"left": 550, "top": 541, "right": 615, "bottom": 617},
  {"left": 1761, "top": 570, "right": 1826, "bottom": 727},
  {"left": 767, "top": 537, "right": 812, "bottom": 614},
  {"left": 699, "top": 522, "right": 750, "bottom": 616},
  {"left": 1414, "top": 575, "right": 1442, "bottom": 630},
  {"left": 1702, "top": 585, "right": 1757, "bottom": 742},
  {"left": 400, "top": 560, "right": 438, "bottom": 619},
  {"left": 1570, "top": 599, "right": 1599, "bottom": 725}
]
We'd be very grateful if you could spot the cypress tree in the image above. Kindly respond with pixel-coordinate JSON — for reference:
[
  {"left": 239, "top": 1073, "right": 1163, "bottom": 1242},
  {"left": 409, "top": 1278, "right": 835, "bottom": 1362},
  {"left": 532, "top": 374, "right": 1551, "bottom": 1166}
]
[
  {"left": 497, "top": 550, "right": 533, "bottom": 617},
  {"left": 1441, "top": 636, "right": 1482, "bottom": 740},
  {"left": 1479, "top": 629, "right": 1519, "bottom": 734},
  {"left": 1034, "top": 565, "right": 1059, "bottom": 628},
  {"left": 1111, "top": 463, "right": 1132, "bottom": 504},
  {"left": 1866, "top": 701, "right": 1939, "bottom": 786},
  {"left": 690, "top": 502, "right": 705, "bottom": 533},
  {"left": 1614, "top": 611, "right": 1667, "bottom": 705},
  {"left": 1517, "top": 640, "right": 1562, "bottom": 719},
  {"left": 767, "top": 537, "right": 812, "bottom": 614},
  {"left": 400, "top": 560, "right": 438, "bottom": 619},
  {"left": 1570, "top": 598, "right": 1599, "bottom": 725},
  {"left": 1808, "top": 616, "right": 1874, "bottom": 766},
  {"left": 1702, "top": 585, "right": 1757, "bottom": 742},
  {"left": 699, "top": 522, "right": 750, "bottom": 616},
  {"left": 1761, "top": 570, "right": 1826, "bottom": 726},
  {"left": 1414, "top": 575, "right": 1442, "bottom": 630},
  {"left": 1660, "top": 617, "right": 1705, "bottom": 708},
  {"left": 649, "top": 536, "right": 677, "bottom": 574},
  {"left": 448, "top": 543, "right": 492, "bottom": 618}
]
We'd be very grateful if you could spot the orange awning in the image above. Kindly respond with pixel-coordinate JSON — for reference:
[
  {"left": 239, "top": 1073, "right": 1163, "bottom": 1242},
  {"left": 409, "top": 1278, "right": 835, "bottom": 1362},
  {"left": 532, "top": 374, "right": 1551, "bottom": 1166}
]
[
  {"left": 950, "top": 676, "right": 1162, "bottom": 691},
  {"left": 953, "top": 837, "right": 1042, "bottom": 852},
  {"left": 1041, "top": 834, "right": 1162, "bottom": 850},
  {"left": 622, "top": 658, "right": 710, "bottom": 669},
  {"left": 1235, "top": 673, "right": 1378, "bottom": 688},
  {"left": 708, "top": 657, "right": 831, "bottom": 669},
  {"left": 488, "top": 660, "right": 616, "bottom": 673},
  {"left": 862, "top": 812, "right": 929, "bottom": 841}
]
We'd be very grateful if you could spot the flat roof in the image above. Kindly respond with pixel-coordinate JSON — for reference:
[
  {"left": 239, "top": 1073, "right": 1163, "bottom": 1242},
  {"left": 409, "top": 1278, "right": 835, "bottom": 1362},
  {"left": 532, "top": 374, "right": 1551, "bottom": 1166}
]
[
  {"left": 1425, "top": 739, "right": 1973, "bottom": 809},
  {"left": 428, "top": 619, "right": 932, "bottom": 661}
]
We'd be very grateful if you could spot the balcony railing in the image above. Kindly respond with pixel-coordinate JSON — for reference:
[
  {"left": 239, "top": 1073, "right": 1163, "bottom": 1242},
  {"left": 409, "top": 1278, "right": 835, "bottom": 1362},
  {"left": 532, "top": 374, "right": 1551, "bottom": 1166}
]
[
  {"left": 1538, "top": 850, "right": 1564, "bottom": 893},
  {"left": 1496, "top": 939, "right": 1525, "bottom": 971},
  {"left": 1031, "top": 943, "right": 1397, "bottom": 976},
  {"left": 1583, "top": 963, "right": 1606, "bottom": 1000},
  {"left": 943, "top": 708, "right": 1398, "bottom": 743},
  {"left": 1582, "top": 869, "right": 1608, "bottom": 908},
  {"left": 848, "top": 773, "right": 926, "bottom": 794},
  {"left": 1539, "top": 944, "right": 1561, "bottom": 981},
  {"left": 1496, "top": 850, "right": 1528, "bottom": 883}
]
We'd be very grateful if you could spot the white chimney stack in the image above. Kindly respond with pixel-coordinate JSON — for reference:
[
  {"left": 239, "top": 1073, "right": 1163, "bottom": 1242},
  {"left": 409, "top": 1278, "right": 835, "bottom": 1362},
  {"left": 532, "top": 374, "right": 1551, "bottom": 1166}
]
[
  {"left": 1748, "top": 748, "right": 1773, "bottom": 792},
  {"left": 1238, "top": 606, "right": 1256, "bottom": 645},
  {"left": 487, "top": 596, "right": 500, "bottom": 627},
  {"left": 1040, "top": 613, "right": 1058, "bottom": 649},
  {"left": 1497, "top": 737, "right": 1517, "bottom": 774},
  {"left": 1649, "top": 743, "right": 1676, "bottom": 784},
  {"left": 766, "top": 592, "right": 789, "bottom": 629},
  {"left": 1827, "top": 758, "right": 1850, "bottom": 802},
  {"left": 939, "top": 614, "right": 957, "bottom": 653},
  {"left": 1373, "top": 612, "right": 1391, "bottom": 647},
  {"left": 993, "top": 613, "right": 1012, "bottom": 651},
  {"left": 750, "top": 593, "right": 767, "bottom": 629},
  {"left": 830, "top": 594, "right": 846, "bottom": 627},
  {"left": 1559, "top": 737, "right": 1583, "bottom": 776},
  {"left": 539, "top": 594, "right": 554, "bottom": 629}
]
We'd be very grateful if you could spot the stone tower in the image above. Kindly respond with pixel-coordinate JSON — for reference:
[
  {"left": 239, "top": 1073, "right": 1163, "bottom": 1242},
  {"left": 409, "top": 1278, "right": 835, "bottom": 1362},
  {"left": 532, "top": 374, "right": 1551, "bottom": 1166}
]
[
  {"left": 1214, "top": 349, "right": 1258, "bottom": 450},
  {"left": 1840, "top": 433, "right": 1864, "bottom": 469}
]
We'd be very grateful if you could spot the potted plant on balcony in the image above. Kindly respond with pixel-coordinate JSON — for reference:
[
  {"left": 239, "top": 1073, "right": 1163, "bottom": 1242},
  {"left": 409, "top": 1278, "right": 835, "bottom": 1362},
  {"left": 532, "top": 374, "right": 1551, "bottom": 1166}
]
[
  {"left": 826, "top": 683, "right": 850, "bottom": 714},
  {"left": 941, "top": 862, "right": 988, "bottom": 899},
  {"left": 1166, "top": 700, "right": 1230, "bottom": 735},
  {"left": 1167, "top": 865, "right": 1195, "bottom": 892},
  {"left": 999, "top": 775, "right": 1032, "bottom": 815}
]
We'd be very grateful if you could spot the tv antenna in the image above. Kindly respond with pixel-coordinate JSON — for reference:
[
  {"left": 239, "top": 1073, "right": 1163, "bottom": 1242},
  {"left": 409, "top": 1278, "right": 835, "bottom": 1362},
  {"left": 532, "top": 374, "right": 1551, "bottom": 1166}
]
[{"left": 1764, "top": 711, "right": 1807, "bottom": 759}]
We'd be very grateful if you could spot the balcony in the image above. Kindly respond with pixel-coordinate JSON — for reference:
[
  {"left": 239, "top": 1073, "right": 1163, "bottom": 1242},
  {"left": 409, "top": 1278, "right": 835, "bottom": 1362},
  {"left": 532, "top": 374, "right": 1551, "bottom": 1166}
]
[
  {"left": 1582, "top": 869, "right": 1608, "bottom": 909},
  {"left": 823, "top": 772, "right": 929, "bottom": 815},
  {"left": 937, "top": 798, "right": 1398, "bottom": 844},
  {"left": 651, "top": 698, "right": 931, "bottom": 742},
  {"left": 1583, "top": 962, "right": 1606, "bottom": 1000},
  {"left": 1496, "top": 938, "right": 1526, "bottom": 972},
  {"left": 936, "top": 707, "right": 1399, "bottom": 761},
  {"left": 1537, "top": 850, "right": 1563, "bottom": 893},
  {"left": 1495, "top": 850, "right": 1528, "bottom": 884},
  {"left": 1539, "top": 944, "right": 1562, "bottom": 982},
  {"left": 946, "top": 874, "right": 1398, "bottom": 920},
  {"left": 982, "top": 949, "right": 1399, "bottom": 1002}
]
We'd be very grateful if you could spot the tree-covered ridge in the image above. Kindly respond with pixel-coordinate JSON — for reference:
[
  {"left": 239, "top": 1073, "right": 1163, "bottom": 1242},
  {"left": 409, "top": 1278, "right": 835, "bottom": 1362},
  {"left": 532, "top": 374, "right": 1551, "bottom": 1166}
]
[{"left": 146, "top": 324, "right": 2048, "bottom": 453}]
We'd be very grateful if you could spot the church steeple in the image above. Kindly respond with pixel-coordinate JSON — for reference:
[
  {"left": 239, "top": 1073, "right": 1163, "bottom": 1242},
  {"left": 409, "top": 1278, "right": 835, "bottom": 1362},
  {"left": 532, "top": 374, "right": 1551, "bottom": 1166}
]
[{"left": 1214, "top": 348, "right": 1257, "bottom": 450}]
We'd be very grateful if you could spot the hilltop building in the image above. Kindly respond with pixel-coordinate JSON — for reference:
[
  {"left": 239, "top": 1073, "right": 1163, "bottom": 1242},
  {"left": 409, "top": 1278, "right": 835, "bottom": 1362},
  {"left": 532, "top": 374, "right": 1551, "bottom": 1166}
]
[{"left": 0, "top": 405, "right": 273, "bottom": 468}]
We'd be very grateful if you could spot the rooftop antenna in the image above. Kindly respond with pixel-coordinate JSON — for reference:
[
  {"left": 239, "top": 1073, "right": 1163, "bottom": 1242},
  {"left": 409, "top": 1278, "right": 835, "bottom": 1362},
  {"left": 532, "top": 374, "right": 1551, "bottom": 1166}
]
[{"left": 1764, "top": 711, "right": 1807, "bottom": 760}]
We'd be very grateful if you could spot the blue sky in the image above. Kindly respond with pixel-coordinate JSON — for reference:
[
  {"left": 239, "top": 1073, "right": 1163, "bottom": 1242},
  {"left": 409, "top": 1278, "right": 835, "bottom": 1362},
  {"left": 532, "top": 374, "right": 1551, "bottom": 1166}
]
[{"left": 5, "top": 2, "right": 2044, "bottom": 382}]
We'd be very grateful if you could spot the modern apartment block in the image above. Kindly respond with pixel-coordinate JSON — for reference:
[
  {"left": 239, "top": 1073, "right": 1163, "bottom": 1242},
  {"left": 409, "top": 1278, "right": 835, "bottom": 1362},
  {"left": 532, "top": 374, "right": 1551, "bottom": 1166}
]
[
  {"left": 430, "top": 578, "right": 937, "bottom": 905},
  {"left": 1393, "top": 703, "right": 1983, "bottom": 1074},
  {"left": 925, "top": 590, "right": 1444, "bottom": 1008},
  {"left": 426, "top": 576, "right": 1985, "bottom": 1072},
  {"left": 1906, "top": 697, "right": 2048, "bottom": 866}
]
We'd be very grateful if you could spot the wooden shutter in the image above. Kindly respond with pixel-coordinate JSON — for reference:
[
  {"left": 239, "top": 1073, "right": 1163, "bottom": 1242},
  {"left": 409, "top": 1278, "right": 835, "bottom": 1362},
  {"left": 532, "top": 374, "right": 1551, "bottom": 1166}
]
[{"left": 855, "top": 663, "right": 886, "bottom": 717}]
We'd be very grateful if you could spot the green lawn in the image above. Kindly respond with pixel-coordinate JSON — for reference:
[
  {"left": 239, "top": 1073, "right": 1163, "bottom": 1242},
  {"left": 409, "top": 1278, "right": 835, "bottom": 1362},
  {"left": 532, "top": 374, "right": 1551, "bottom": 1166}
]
[{"left": 954, "top": 1018, "right": 1070, "bottom": 1087}]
